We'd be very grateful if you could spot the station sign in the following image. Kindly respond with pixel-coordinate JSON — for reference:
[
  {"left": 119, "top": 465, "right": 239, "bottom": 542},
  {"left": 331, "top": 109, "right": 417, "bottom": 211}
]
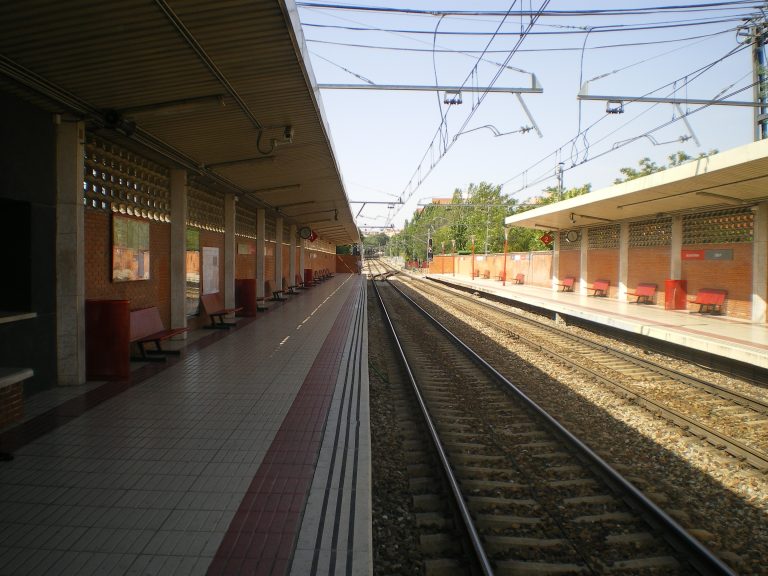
[{"left": 681, "top": 249, "right": 733, "bottom": 260}]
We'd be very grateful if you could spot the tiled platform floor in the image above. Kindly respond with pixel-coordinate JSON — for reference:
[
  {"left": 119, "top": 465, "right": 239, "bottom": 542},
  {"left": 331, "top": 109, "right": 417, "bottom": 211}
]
[
  {"left": 0, "top": 274, "right": 370, "bottom": 576},
  {"left": 427, "top": 272, "right": 768, "bottom": 370}
]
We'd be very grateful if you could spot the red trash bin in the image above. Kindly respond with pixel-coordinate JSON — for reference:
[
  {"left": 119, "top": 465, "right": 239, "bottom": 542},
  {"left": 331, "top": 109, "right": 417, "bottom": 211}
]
[
  {"left": 235, "top": 278, "right": 257, "bottom": 316},
  {"left": 664, "top": 279, "right": 687, "bottom": 310},
  {"left": 86, "top": 299, "right": 130, "bottom": 380}
]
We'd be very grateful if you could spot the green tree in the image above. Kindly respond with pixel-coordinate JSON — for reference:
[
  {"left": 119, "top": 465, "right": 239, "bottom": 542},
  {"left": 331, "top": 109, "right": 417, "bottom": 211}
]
[
  {"left": 506, "top": 183, "right": 591, "bottom": 251},
  {"left": 614, "top": 157, "right": 662, "bottom": 183},
  {"left": 614, "top": 150, "right": 718, "bottom": 183},
  {"left": 392, "top": 182, "right": 518, "bottom": 260}
]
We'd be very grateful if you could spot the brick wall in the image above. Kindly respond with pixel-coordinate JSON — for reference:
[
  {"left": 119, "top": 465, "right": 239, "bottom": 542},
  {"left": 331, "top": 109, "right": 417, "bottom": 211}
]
[
  {"left": 529, "top": 252, "right": 553, "bottom": 286},
  {"left": 682, "top": 243, "right": 752, "bottom": 319},
  {"left": 628, "top": 246, "right": 669, "bottom": 303},
  {"left": 587, "top": 249, "right": 619, "bottom": 298},
  {"left": 235, "top": 237, "right": 256, "bottom": 279},
  {"left": 281, "top": 244, "right": 291, "bottom": 284},
  {"left": 558, "top": 251, "right": 581, "bottom": 282},
  {"left": 0, "top": 383, "right": 23, "bottom": 429},
  {"left": 85, "top": 209, "right": 172, "bottom": 326}
]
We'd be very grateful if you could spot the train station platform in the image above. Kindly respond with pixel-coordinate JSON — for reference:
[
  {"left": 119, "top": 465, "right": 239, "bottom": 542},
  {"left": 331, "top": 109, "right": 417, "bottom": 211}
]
[
  {"left": 425, "top": 272, "right": 768, "bottom": 372},
  {"left": 0, "top": 274, "right": 370, "bottom": 576}
]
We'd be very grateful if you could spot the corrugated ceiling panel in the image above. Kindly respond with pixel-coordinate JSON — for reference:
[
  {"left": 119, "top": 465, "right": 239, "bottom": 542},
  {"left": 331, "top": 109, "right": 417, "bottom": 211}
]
[{"left": 0, "top": 0, "right": 357, "bottom": 243}]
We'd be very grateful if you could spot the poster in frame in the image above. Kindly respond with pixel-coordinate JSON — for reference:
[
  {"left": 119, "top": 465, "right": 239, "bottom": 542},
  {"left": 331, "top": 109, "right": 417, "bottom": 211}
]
[{"left": 111, "top": 214, "right": 150, "bottom": 282}]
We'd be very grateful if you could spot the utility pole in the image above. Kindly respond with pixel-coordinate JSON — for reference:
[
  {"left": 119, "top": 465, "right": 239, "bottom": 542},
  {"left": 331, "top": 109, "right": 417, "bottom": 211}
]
[{"left": 753, "top": 22, "right": 768, "bottom": 141}]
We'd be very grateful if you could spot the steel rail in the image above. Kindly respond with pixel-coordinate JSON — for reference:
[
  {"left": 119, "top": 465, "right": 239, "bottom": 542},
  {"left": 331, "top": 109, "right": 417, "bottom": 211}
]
[
  {"left": 371, "top": 277, "right": 494, "bottom": 576},
  {"left": 417, "top": 277, "right": 768, "bottom": 470},
  {"left": 385, "top": 275, "right": 736, "bottom": 576}
]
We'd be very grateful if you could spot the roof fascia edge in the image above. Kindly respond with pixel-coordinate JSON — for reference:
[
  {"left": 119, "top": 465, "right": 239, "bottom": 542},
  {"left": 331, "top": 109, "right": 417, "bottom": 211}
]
[{"left": 278, "top": 0, "right": 360, "bottom": 244}]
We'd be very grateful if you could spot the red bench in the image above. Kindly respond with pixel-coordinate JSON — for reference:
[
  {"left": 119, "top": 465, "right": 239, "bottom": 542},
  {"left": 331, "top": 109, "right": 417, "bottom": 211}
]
[
  {"left": 557, "top": 276, "right": 575, "bottom": 292},
  {"left": 294, "top": 273, "right": 307, "bottom": 289},
  {"left": 689, "top": 288, "right": 727, "bottom": 314},
  {"left": 200, "top": 292, "right": 243, "bottom": 329},
  {"left": 590, "top": 279, "right": 610, "bottom": 297},
  {"left": 628, "top": 283, "right": 657, "bottom": 304},
  {"left": 130, "top": 307, "right": 187, "bottom": 360},
  {"left": 513, "top": 273, "right": 525, "bottom": 284},
  {"left": 482, "top": 270, "right": 491, "bottom": 279}
]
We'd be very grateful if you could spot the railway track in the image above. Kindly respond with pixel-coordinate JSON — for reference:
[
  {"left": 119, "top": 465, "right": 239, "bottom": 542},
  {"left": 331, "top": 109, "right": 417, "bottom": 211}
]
[
  {"left": 370, "top": 264, "right": 733, "bottom": 575},
  {"left": 391, "top": 273, "right": 768, "bottom": 473}
]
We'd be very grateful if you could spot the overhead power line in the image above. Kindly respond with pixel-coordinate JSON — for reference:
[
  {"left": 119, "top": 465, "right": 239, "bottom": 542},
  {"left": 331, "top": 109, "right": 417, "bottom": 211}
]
[
  {"left": 305, "top": 28, "right": 736, "bottom": 53},
  {"left": 301, "top": 16, "right": 755, "bottom": 36},
  {"left": 297, "top": 1, "right": 766, "bottom": 17},
  {"left": 389, "top": 0, "right": 552, "bottom": 226}
]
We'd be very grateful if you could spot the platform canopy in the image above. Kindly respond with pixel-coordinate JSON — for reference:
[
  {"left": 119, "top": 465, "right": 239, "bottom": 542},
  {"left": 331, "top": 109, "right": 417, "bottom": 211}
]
[
  {"left": 0, "top": 0, "right": 359, "bottom": 245},
  {"left": 505, "top": 139, "right": 768, "bottom": 231}
]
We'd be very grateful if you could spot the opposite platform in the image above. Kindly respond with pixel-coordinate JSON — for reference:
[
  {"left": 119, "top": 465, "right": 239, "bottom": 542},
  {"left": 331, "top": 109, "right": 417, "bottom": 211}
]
[
  {"left": 0, "top": 273, "right": 370, "bottom": 576},
  {"left": 426, "top": 272, "right": 768, "bottom": 371}
]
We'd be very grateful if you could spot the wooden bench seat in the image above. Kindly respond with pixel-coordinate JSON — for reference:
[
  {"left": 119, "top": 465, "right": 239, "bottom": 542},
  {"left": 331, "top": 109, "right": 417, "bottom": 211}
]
[
  {"left": 200, "top": 292, "right": 243, "bottom": 329},
  {"left": 628, "top": 283, "right": 657, "bottom": 304},
  {"left": 689, "top": 288, "right": 727, "bottom": 314},
  {"left": 294, "top": 273, "right": 306, "bottom": 289},
  {"left": 481, "top": 270, "right": 491, "bottom": 279},
  {"left": 130, "top": 307, "right": 187, "bottom": 360},
  {"left": 283, "top": 277, "right": 300, "bottom": 295},
  {"left": 266, "top": 280, "right": 287, "bottom": 302},
  {"left": 557, "top": 276, "right": 575, "bottom": 292},
  {"left": 590, "top": 279, "right": 610, "bottom": 297}
]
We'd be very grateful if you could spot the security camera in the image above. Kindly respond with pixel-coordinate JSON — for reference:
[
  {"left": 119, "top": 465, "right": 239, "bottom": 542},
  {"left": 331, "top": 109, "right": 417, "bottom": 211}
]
[{"left": 283, "top": 126, "right": 294, "bottom": 143}]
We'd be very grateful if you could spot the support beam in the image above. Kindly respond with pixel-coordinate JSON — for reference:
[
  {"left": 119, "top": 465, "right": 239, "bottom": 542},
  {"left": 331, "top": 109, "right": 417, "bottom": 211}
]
[
  {"left": 55, "top": 119, "right": 85, "bottom": 386},
  {"left": 224, "top": 194, "right": 236, "bottom": 309},
  {"left": 289, "top": 224, "right": 297, "bottom": 286},
  {"left": 257, "top": 209, "right": 265, "bottom": 299},
  {"left": 275, "top": 216, "right": 284, "bottom": 291},
  {"left": 753, "top": 203, "right": 768, "bottom": 323},
  {"left": 170, "top": 169, "right": 188, "bottom": 331}
]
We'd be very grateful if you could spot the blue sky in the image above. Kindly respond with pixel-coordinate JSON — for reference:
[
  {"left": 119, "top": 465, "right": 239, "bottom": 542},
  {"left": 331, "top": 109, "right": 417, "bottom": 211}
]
[{"left": 297, "top": 1, "right": 760, "bottom": 229}]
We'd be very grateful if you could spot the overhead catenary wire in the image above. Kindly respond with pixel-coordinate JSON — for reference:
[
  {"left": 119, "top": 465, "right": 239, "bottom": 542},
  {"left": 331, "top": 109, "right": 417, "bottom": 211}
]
[
  {"left": 498, "top": 39, "right": 751, "bottom": 197},
  {"left": 389, "top": 1, "right": 552, "bottom": 225},
  {"left": 299, "top": 1, "right": 762, "bottom": 226},
  {"left": 297, "top": 1, "right": 766, "bottom": 17},
  {"left": 300, "top": 15, "right": 758, "bottom": 36},
  {"left": 305, "top": 27, "right": 737, "bottom": 54}
]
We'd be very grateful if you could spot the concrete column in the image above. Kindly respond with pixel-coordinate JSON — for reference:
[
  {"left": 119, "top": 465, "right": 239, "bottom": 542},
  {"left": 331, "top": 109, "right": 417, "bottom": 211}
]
[
  {"left": 670, "top": 216, "right": 683, "bottom": 279},
  {"left": 299, "top": 239, "right": 306, "bottom": 279},
  {"left": 170, "top": 169, "right": 187, "bottom": 331},
  {"left": 551, "top": 235, "right": 560, "bottom": 291},
  {"left": 618, "top": 222, "right": 629, "bottom": 300},
  {"left": 275, "top": 217, "right": 284, "bottom": 290},
  {"left": 579, "top": 228, "right": 588, "bottom": 295},
  {"left": 55, "top": 119, "right": 85, "bottom": 386},
  {"left": 289, "top": 224, "right": 297, "bottom": 285},
  {"left": 753, "top": 203, "right": 768, "bottom": 323},
  {"left": 256, "top": 209, "right": 265, "bottom": 299},
  {"left": 224, "top": 194, "right": 236, "bottom": 308}
]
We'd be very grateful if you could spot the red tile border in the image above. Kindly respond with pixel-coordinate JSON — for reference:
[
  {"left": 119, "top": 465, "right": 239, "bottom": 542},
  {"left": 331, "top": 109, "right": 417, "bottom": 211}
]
[{"left": 207, "top": 280, "right": 361, "bottom": 576}]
